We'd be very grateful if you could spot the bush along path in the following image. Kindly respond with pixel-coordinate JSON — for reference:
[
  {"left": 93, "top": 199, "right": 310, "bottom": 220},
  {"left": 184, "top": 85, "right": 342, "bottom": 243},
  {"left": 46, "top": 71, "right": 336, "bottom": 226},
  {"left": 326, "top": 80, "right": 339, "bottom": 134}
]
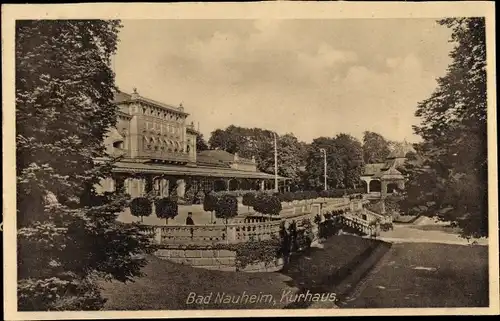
[{"left": 279, "top": 235, "right": 391, "bottom": 309}]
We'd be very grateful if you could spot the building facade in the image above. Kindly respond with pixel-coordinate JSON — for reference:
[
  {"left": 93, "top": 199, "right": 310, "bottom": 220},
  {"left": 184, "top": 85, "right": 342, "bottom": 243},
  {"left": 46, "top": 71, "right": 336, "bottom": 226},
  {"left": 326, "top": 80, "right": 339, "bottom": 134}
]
[
  {"left": 97, "top": 89, "right": 287, "bottom": 200},
  {"left": 360, "top": 142, "right": 415, "bottom": 199}
]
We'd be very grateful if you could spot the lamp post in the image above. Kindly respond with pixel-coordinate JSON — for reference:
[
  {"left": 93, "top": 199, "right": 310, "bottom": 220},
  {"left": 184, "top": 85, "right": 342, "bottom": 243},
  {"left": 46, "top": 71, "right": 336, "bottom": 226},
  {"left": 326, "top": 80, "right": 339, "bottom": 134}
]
[
  {"left": 319, "top": 148, "right": 327, "bottom": 191},
  {"left": 274, "top": 132, "right": 278, "bottom": 192}
]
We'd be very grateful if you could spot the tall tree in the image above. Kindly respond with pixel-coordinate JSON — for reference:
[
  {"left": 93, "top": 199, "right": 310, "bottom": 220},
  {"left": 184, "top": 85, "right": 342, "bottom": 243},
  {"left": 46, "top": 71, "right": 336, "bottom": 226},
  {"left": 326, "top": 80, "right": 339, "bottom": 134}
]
[
  {"left": 196, "top": 132, "right": 209, "bottom": 151},
  {"left": 259, "top": 133, "right": 303, "bottom": 182},
  {"left": 16, "top": 20, "right": 152, "bottom": 311},
  {"left": 334, "top": 133, "right": 365, "bottom": 188},
  {"left": 402, "top": 18, "right": 488, "bottom": 238},
  {"left": 362, "top": 131, "right": 391, "bottom": 163},
  {"left": 304, "top": 137, "right": 344, "bottom": 190}
]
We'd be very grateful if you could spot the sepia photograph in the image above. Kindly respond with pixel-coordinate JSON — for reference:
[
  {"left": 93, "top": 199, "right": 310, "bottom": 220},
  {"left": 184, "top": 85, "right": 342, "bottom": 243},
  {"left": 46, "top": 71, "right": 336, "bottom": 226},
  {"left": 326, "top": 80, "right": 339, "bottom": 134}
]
[{"left": 2, "top": 2, "right": 498, "bottom": 319}]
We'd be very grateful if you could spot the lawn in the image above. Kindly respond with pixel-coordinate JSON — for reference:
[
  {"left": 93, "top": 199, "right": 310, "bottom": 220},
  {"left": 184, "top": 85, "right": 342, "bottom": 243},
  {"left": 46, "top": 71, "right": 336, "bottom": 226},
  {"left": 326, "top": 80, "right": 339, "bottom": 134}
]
[
  {"left": 98, "top": 235, "right": 381, "bottom": 310},
  {"left": 343, "top": 242, "right": 489, "bottom": 308},
  {"left": 409, "top": 224, "right": 462, "bottom": 234}
]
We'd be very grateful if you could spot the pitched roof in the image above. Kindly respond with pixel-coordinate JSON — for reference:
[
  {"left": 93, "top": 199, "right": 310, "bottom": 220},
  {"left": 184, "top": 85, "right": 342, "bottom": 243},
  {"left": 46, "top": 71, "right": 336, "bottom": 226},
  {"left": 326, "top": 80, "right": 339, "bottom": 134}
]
[
  {"left": 197, "top": 150, "right": 254, "bottom": 164},
  {"left": 111, "top": 160, "right": 286, "bottom": 179},
  {"left": 380, "top": 167, "right": 404, "bottom": 179},
  {"left": 362, "top": 163, "right": 386, "bottom": 177}
]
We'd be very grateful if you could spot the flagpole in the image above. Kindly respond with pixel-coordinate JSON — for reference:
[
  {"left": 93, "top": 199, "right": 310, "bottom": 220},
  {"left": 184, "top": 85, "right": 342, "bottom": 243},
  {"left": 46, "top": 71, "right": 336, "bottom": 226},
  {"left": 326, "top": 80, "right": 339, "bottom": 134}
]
[{"left": 274, "top": 133, "right": 278, "bottom": 192}]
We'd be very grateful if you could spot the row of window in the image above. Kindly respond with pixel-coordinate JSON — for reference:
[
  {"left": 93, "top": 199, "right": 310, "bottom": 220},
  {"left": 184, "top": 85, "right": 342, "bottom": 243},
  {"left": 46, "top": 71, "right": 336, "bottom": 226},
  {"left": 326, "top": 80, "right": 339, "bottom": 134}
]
[
  {"left": 145, "top": 121, "right": 183, "bottom": 136},
  {"left": 134, "top": 105, "right": 183, "bottom": 122}
]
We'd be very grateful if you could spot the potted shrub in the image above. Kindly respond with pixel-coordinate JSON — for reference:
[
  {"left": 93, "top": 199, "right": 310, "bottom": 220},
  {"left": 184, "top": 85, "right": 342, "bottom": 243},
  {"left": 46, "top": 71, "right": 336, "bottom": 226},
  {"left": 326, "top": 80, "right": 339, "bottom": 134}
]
[
  {"left": 203, "top": 192, "right": 219, "bottom": 224},
  {"left": 130, "top": 197, "right": 152, "bottom": 223},
  {"left": 242, "top": 192, "right": 256, "bottom": 212},
  {"left": 155, "top": 197, "right": 178, "bottom": 225}
]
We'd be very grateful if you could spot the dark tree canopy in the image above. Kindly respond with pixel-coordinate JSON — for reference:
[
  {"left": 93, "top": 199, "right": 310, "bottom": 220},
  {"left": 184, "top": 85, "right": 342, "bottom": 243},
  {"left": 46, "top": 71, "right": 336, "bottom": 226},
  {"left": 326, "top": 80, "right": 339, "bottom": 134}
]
[
  {"left": 362, "top": 131, "right": 391, "bottom": 163},
  {"left": 402, "top": 18, "right": 488, "bottom": 238},
  {"left": 196, "top": 133, "right": 209, "bottom": 152},
  {"left": 208, "top": 126, "right": 305, "bottom": 183},
  {"left": 16, "top": 20, "right": 152, "bottom": 311}
]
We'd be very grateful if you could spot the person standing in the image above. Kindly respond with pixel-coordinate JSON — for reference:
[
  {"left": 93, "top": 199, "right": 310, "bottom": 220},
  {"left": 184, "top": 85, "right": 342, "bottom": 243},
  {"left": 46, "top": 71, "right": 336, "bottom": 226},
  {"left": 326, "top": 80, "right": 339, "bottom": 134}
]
[{"left": 186, "top": 212, "right": 194, "bottom": 238}]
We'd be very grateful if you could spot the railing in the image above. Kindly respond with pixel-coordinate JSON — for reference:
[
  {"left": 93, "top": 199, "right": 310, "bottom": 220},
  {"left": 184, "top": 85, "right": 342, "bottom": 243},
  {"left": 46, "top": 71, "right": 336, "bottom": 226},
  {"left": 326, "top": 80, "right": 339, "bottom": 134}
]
[
  {"left": 141, "top": 198, "right": 376, "bottom": 246},
  {"left": 144, "top": 220, "right": 284, "bottom": 245}
]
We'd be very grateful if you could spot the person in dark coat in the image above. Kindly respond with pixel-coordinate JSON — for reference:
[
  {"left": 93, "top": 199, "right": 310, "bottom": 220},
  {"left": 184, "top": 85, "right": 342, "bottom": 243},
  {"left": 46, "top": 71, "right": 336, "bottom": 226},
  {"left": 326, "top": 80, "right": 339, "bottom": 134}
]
[{"left": 186, "top": 212, "right": 194, "bottom": 238}]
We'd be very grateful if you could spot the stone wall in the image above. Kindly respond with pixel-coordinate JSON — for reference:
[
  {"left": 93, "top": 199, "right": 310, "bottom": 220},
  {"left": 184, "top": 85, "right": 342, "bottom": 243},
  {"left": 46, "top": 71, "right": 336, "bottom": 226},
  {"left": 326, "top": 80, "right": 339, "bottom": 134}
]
[{"left": 154, "top": 245, "right": 284, "bottom": 273}]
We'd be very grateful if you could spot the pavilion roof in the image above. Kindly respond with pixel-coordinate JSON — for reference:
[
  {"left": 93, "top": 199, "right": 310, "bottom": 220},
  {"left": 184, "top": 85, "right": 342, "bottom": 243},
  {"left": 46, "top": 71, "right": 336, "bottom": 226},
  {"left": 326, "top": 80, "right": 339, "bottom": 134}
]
[{"left": 112, "top": 160, "right": 287, "bottom": 180}]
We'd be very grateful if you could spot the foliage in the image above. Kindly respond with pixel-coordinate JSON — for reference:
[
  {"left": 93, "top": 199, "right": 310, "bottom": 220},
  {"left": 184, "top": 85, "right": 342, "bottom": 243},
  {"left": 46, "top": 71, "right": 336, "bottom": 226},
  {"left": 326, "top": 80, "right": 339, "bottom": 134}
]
[
  {"left": 16, "top": 20, "right": 153, "bottom": 311},
  {"left": 252, "top": 193, "right": 282, "bottom": 216},
  {"left": 362, "top": 131, "right": 391, "bottom": 163},
  {"left": 380, "top": 222, "right": 394, "bottom": 232},
  {"left": 304, "top": 134, "right": 364, "bottom": 190},
  {"left": 402, "top": 18, "right": 488, "bottom": 238},
  {"left": 214, "top": 194, "right": 238, "bottom": 223},
  {"left": 195, "top": 133, "right": 209, "bottom": 152},
  {"left": 203, "top": 192, "right": 219, "bottom": 213},
  {"left": 130, "top": 197, "right": 153, "bottom": 219},
  {"left": 224, "top": 238, "right": 283, "bottom": 270},
  {"left": 242, "top": 192, "right": 256, "bottom": 208},
  {"left": 208, "top": 126, "right": 305, "bottom": 183},
  {"left": 154, "top": 197, "right": 178, "bottom": 223}
]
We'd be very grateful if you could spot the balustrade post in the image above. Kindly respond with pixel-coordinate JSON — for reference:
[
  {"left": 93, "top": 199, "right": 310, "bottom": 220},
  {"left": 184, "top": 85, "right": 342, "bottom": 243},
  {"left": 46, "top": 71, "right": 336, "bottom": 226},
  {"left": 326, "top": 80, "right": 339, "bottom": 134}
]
[{"left": 154, "top": 227, "right": 162, "bottom": 245}]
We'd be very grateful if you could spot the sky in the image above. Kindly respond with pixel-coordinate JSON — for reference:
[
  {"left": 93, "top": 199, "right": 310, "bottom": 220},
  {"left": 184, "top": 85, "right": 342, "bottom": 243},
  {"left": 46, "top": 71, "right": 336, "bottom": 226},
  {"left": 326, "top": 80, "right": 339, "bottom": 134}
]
[{"left": 113, "top": 19, "right": 454, "bottom": 144}]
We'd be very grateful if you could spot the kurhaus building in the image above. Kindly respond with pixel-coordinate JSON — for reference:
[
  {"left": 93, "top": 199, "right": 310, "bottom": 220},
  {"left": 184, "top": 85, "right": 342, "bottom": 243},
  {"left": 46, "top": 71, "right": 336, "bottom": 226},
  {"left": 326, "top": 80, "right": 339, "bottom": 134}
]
[{"left": 96, "top": 88, "right": 287, "bottom": 199}]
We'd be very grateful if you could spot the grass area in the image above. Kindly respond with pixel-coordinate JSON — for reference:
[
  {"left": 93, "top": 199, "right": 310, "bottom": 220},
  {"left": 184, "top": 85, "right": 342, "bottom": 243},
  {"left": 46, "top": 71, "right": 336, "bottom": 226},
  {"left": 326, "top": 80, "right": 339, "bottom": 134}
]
[
  {"left": 344, "top": 242, "right": 489, "bottom": 308},
  {"left": 98, "top": 235, "right": 380, "bottom": 310},
  {"left": 98, "top": 255, "right": 295, "bottom": 310}
]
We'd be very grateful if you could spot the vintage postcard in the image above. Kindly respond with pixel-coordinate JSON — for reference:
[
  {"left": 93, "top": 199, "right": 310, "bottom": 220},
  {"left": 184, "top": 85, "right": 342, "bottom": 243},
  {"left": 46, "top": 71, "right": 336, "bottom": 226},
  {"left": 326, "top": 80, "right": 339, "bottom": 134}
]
[{"left": 2, "top": 1, "right": 498, "bottom": 319}]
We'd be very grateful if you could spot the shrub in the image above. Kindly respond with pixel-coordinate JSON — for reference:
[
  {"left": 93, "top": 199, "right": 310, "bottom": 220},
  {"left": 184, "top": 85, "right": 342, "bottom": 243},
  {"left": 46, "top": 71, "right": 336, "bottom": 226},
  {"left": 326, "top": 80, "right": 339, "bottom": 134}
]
[
  {"left": 253, "top": 193, "right": 282, "bottom": 216},
  {"left": 203, "top": 192, "right": 219, "bottom": 213},
  {"left": 215, "top": 194, "right": 238, "bottom": 224},
  {"left": 282, "top": 191, "right": 295, "bottom": 203},
  {"left": 155, "top": 197, "right": 178, "bottom": 224},
  {"left": 130, "top": 197, "right": 152, "bottom": 222},
  {"left": 242, "top": 192, "right": 256, "bottom": 208},
  {"left": 310, "top": 190, "right": 319, "bottom": 199}
]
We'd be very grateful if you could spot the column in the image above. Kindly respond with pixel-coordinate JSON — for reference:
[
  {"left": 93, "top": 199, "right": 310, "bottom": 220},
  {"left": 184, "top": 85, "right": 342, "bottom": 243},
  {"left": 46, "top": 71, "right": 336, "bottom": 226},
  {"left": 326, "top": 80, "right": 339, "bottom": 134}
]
[
  {"left": 260, "top": 180, "right": 265, "bottom": 191},
  {"left": 381, "top": 180, "right": 388, "bottom": 198},
  {"left": 226, "top": 179, "right": 230, "bottom": 191}
]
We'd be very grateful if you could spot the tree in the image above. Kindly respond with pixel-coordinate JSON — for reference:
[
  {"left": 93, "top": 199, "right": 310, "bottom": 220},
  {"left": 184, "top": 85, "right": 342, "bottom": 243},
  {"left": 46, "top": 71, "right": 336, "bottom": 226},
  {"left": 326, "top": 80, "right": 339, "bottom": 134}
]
[
  {"left": 130, "top": 197, "right": 153, "bottom": 222},
  {"left": 203, "top": 192, "right": 219, "bottom": 224},
  {"left": 259, "top": 133, "right": 303, "bottom": 182},
  {"left": 304, "top": 137, "right": 344, "bottom": 190},
  {"left": 362, "top": 131, "right": 391, "bottom": 163},
  {"left": 16, "top": 20, "right": 153, "bottom": 311},
  {"left": 253, "top": 193, "right": 283, "bottom": 217},
  {"left": 155, "top": 197, "right": 178, "bottom": 225},
  {"left": 402, "top": 18, "right": 488, "bottom": 238},
  {"left": 242, "top": 192, "right": 256, "bottom": 211},
  {"left": 215, "top": 194, "right": 238, "bottom": 224},
  {"left": 196, "top": 133, "right": 209, "bottom": 152},
  {"left": 334, "top": 133, "right": 365, "bottom": 189}
]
